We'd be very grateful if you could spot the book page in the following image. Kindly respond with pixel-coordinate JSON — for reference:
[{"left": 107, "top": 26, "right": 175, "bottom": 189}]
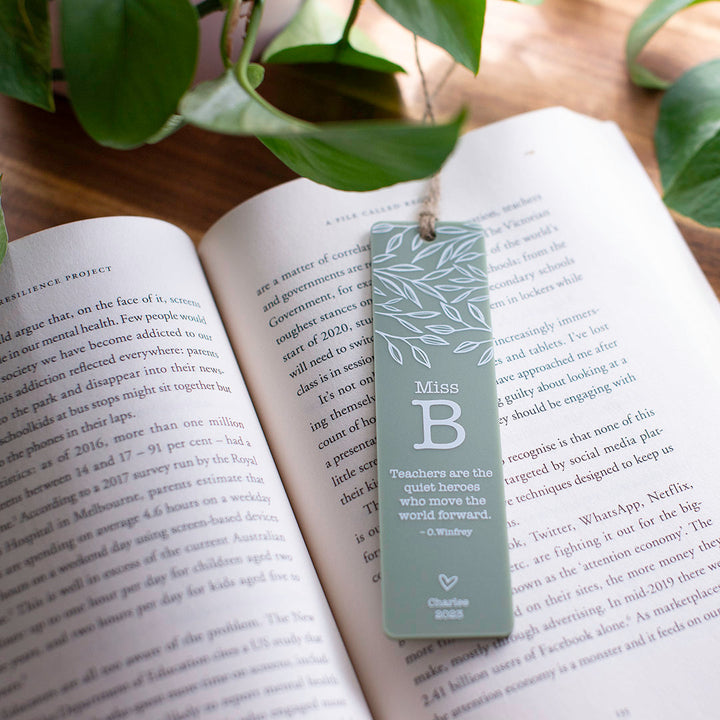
[
  {"left": 0, "top": 218, "right": 371, "bottom": 720},
  {"left": 200, "top": 109, "right": 720, "bottom": 719}
]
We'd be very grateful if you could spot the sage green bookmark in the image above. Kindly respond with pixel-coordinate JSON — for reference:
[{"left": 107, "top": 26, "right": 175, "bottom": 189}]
[{"left": 371, "top": 222, "right": 513, "bottom": 639}]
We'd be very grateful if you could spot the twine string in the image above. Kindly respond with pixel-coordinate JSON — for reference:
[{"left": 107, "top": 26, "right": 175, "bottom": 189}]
[
  {"left": 418, "top": 175, "right": 441, "bottom": 243},
  {"left": 413, "top": 36, "right": 455, "bottom": 241}
]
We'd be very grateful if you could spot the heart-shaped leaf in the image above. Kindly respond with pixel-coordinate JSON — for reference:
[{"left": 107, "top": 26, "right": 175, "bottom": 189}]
[
  {"left": 61, "top": 0, "right": 199, "bottom": 148},
  {"left": 0, "top": 0, "right": 53, "bottom": 109},
  {"left": 374, "top": 0, "right": 485, "bottom": 73},
  {"left": 626, "top": 0, "right": 712, "bottom": 89},
  {"left": 182, "top": 69, "right": 465, "bottom": 190},
  {"left": 656, "top": 59, "right": 720, "bottom": 227},
  {"left": 262, "top": 0, "right": 404, "bottom": 73},
  {"left": 260, "top": 114, "right": 465, "bottom": 191},
  {"left": 180, "top": 68, "right": 310, "bottom": 134}
]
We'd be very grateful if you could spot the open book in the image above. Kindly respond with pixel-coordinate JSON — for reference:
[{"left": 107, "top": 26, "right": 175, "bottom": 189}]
[{"left": 2, "top": 108, "right": 719, "bottom": 720}]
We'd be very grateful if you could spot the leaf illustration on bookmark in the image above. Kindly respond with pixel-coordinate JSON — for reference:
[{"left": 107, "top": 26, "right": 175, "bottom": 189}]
[{"left": 370, "top": 222, "right": 492, "bottom": 369}]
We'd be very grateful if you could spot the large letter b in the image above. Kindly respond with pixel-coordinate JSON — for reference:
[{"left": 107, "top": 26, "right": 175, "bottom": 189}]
[{"left": 412, "top": 400, "right": 466, "bottom": 450}]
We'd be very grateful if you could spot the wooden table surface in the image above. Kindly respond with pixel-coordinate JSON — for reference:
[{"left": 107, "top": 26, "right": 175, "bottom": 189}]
[{"left": 1, "top": 0, "right": 719, "bottom": 292}]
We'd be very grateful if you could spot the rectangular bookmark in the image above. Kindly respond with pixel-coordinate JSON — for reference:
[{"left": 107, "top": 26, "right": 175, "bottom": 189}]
[{"left": 371, "top": 221, "right": 513, "bottom": 639}]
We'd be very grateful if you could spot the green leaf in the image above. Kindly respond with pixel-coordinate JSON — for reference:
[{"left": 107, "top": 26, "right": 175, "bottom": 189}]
[
  {"left": 180, "top": 68, "right": 311, "bottom": 135},
  {"left": 246, "top": 63, "right": 265, "bottom": 89},
  {"left": 657, "top": 59, "right": 720, "bottom": 227},
  {"left": 0, "top": 176, "right": 7, "bottom": 267},
  {"left": 145, "top": 114, "right": 185, "bottom": 144},
  {"left": 259, "top": 113, "right": 465, "bottom": 191},
  {"left": 374, "top": 0, "right": 485, "bottom": 73},
  {"left": 262, "top": 0, "right": 404, "bottom": 73},
  {"left": 61, "top": 0, "right": 199, "bottom": 148},
  {"left": 626, "top": 0, "right": 713, "bottom": 89},
  {"left": 0, "top": 0, "right": 53, "bottom": 109},
  {"left": 181, "top": 69, "right": 464, "bottom": 190},
  {"left": 264, "top": 41, "right": 404, "bottom": 73}
]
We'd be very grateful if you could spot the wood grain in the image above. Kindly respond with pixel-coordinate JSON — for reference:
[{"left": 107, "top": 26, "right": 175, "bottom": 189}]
[{"left": 1, "top": 0, "right": 719, "bottom": 291}]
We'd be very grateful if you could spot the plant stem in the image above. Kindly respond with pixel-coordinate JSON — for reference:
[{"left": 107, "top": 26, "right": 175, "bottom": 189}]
[
  {"left": 340, "top": 0, "right": 363, "bottom": 46},
  {"left": 221, "top": 0, "right": 242, "bottom": 68},
  {"left": 236, "top": 0, "right": 262, "bottom": 80},
  {"left": 234, "top": 0, "right": 312, "bottom": 129},
  {"left": 195, "top": 0, "right": 224, "bottom": 18}
]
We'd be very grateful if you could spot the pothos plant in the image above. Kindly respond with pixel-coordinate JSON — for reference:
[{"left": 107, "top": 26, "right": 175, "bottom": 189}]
[
  {"left": 0, "top": 0, "right": 544, "bottom": 264},
  {"left": 627, "top": 0, "right": 720, "bottom": 228},
  {"left": 1, "top": 0, "right": 716, "bottom": 268}
]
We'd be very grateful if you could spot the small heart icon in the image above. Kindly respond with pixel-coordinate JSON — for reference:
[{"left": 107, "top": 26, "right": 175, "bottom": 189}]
[{"left": 438, "top": 574, "right": 458, "bottom": 592}]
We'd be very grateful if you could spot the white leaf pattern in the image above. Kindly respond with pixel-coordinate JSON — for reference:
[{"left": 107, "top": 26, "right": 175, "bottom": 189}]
[
  {"left": 454, "top": 341, "right": 481, "bottom": 354},
  {"left": 413, "top": 241, "right": 444, "bottom": 263},
  {"left": 425, "top": 324, "right": 456, "bottom": 335},
  {"left": 467, "top": 303, "right": 488, "bottom": 326},
  {"left": 441, "top": 304, "right": 463, "bottom": 323},
  {"left": 396, "top": 317, "right": 422, "bottom": 333},
  {"left": 419, "top": 335, "right": 449, "bottom": 346},
  {"left": 411, "top": 345, "right": 431, "bottom": 368},
  {"left": 437, "top": 244, "right": 455, "bottom": 268},
  {"left": 371, "top": 223, "right": 493, "bottom": 369},
  {"left": 386, "top": 232, "right": 404, "bottom": 253},
  {"left": 477, "top": 347, "right": 494, "bottom": 366},
  {"left": 387, "top": 339, "right": 403, "bottom": 365},
  {"left": 407, "top": 311, "right": 440, "bottom": 318}
]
